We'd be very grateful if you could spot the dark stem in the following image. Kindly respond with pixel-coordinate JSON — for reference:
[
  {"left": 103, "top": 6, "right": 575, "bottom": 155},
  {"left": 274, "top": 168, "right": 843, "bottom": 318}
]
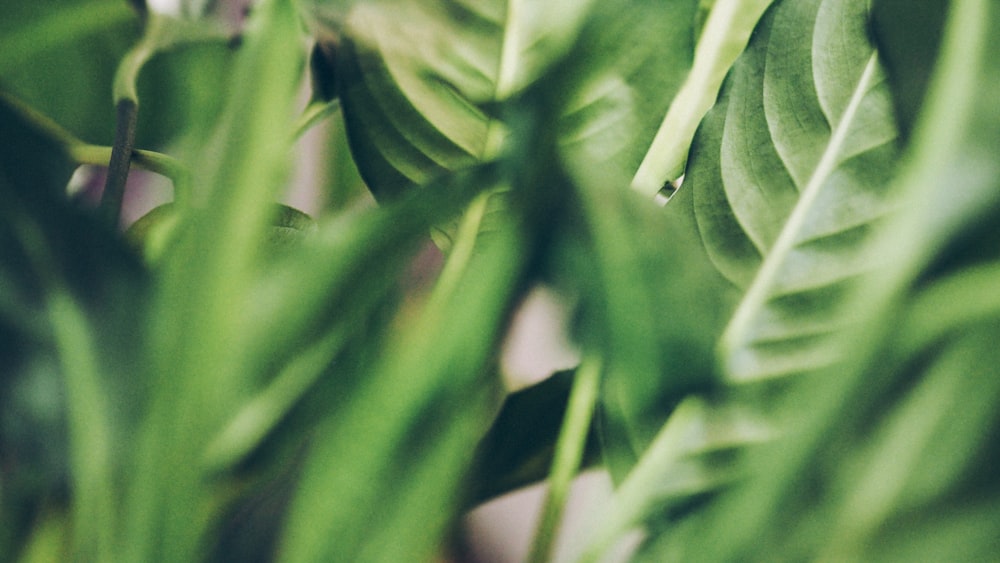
[{"left": 101, "top": 98, "right": 138, "bottom": 228}]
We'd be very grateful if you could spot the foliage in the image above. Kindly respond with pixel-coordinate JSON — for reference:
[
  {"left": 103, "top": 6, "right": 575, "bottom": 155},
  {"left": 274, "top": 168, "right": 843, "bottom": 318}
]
[{"left": 2, "top": 0, "right": 999, "bottom": 561}]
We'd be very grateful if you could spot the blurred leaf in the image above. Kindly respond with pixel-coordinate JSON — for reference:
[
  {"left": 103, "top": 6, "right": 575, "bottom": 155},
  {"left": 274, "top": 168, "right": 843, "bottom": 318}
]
[
  {"left": 135, "top": 38, "right": 237, "bottom": 148},
  {"left": 322, "top": 0, "right": 697, "bottom": 201},
  {"left": 870, "top": 0, "right": 950, "bottom": 140},
  {"left": 557, "top": 0, "right": 699, "bottom": 184},
  {"left": 467, "top": 369, "right": 602, "bottom": 505},
  {"left": 685, "top": 0, "right": 900, "bottom": 386},
  {"left": 120, "top": 0, "right": 306, "bottom": 559},
  {"left": 548, "top": 75, "right": 733, "bottom": 478},
  {"left": 0, "top": 0, "right": 141, "bottom": 145},
  {"left": 278, "top": 189, "right": 529, "bottom": 562},
  {"left": 0, "top": 85, "right": 146, "bottom": 561}
]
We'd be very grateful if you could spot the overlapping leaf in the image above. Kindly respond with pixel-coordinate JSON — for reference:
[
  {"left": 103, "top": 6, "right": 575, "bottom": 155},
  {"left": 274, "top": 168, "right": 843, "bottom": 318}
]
[
  {"left": 583, "top": 0, "right": 904, "bottom": 555},
  {"left": 0, "top": 92, "right": 146, "bottom": 562},
  {"left": 636, "top": 1, "right": 1000, "bottom": 559},
  {"left": 322, "top": 0, "right": 697, "bottom": 200},
  {"left": 685, "top": 0, "right": 900, "bottom": 384}
]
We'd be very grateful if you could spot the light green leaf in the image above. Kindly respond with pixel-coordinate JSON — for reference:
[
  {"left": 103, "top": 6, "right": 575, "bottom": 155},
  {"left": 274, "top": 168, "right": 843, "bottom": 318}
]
[
  {"left": 278, "top": 188, "right": 528, "bottom": 562},
  {"left": 121, "top": 0, "right": 306, "bottom": 559}
]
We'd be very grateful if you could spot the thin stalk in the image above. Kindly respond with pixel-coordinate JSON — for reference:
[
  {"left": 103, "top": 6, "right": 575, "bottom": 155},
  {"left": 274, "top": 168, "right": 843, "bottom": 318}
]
[
  {"left": 100, "top": 99, "right": 138, "bottom": 227},
  {"left": 69, "top": 144, "right": 192, "bottom": 202},
  {"left": 527, "top": 354, "right": 603, "bottom": 563}
]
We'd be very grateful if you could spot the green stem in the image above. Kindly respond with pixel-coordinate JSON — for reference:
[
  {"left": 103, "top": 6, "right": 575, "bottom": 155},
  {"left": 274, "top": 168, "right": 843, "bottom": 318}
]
[
  {"left": 69, "top": 144, "right": 192, "bottom": 203},
  {"left": 100, "top": 99, "right": 138, "bottom": 227},
  {"left": 4, "top": 89, "right": 192, "bottom": 207},
  {"left": 527, "top": 354, "right": 603, "bottom": 563},
  {"left": 101, "top": 12, "right": 167, "bottom": 225}
]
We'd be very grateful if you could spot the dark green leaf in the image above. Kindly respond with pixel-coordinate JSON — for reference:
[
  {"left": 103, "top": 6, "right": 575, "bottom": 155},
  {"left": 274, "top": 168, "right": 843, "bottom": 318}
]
[
  {"left": 870, "top": 0, "right": 950, "bottom": 140},
  {"left": 467, "top": 369, "right": 603, "bottom": 505},
  {"left": 0, "top": 81, "right": 146, "bottom": 562},
  {"left": 0, "top": 0, "right": 142, "bottom": 145}
]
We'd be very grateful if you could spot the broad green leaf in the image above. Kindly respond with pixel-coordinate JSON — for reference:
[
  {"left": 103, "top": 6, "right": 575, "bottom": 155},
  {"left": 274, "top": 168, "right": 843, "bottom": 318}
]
[
  {"left": 588, "top": 0, "right": 903, "bottom": 553},
  {"left": 638, "top": 0, "right": 1000, "bottom": 559},
  {"left": 321, "top": 0, "right": 697, "bottom": 200},
  {"left": 684, "top": 0, "right": 900, "bottom": 384},
  {"left": 0, "top": 0, "right": 141, "bottom": 144}
]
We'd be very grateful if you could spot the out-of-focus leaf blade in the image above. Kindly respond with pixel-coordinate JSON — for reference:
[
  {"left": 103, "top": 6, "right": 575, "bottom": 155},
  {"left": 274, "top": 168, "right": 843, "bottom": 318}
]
[
  {"left": 135, "top": 37, "right": 237, "bottom": 148},
  {"left": 121, "top": 0, "right": 305, "bottom": 559},
  {"left": 0, "top": 88, "right": 146, "bottom": 562},
  {"left": 558, "top": 0, "right": 698, "bottom": 184},
  {"left": 551, "top": 95, "right": 733, "bottom": 484},
  {"left": 870, "top": 0, "right": 950, "bottom": 140},
  {"left": 326, "top": 0, "right": 698, "bottom": 200},
  {"left": 278, "top": 192, "right": 528, "bottom": 562},
  {"left": 0, "top": 0, "right": 141, "bottom": 144}
]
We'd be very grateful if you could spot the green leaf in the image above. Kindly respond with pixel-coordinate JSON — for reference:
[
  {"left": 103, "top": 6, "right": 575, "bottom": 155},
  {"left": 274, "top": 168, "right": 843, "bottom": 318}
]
[
  {"left": 685, "top": 0, "right": 900, "bottom": 385},
  {"left": 0, "top": 0, "right": 141, "bottom": 145},
  {"left": 870, "top": 0, "right": 950, "bottom": 140},
  {"left": 637, "top": 1, "right": 1000, "bottom": 559},
  {"left": 134, "top": 37, "right": 237, "bottom": 148},
  {"left": 322, "top": 0, "right": 697, "bottom": 200},
  {"left": 632, "top": 0, "right": 775, "bottom": 196},
  {"left": 120, "top": 0, "right": 307, "bottom": 559},
  {"left": 278, "top": 189, "right": 529, "bottom": 562},
  {"left": 0, "top": 88, "right": 146, "bottom": 562}
]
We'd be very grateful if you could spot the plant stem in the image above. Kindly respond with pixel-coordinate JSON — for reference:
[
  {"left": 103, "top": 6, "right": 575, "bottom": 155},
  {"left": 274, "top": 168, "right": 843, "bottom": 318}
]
[
  {"left": 69, "top": 144, "right": 191, "bottom": 202},
  {"left": 527, "top": 354, "right": 603, "bottom": 563},
  {"left": 3, "top": 89, "right": 191, "bottom": 203},
  {"left": 100, "top": 99, "right": 138, "bottom": 227}
]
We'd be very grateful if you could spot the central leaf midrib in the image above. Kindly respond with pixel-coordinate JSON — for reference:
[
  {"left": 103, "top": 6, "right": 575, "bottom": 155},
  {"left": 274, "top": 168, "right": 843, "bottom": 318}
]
[{"left": 483, "top": 0, "right": 522, "bottom": 159}]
